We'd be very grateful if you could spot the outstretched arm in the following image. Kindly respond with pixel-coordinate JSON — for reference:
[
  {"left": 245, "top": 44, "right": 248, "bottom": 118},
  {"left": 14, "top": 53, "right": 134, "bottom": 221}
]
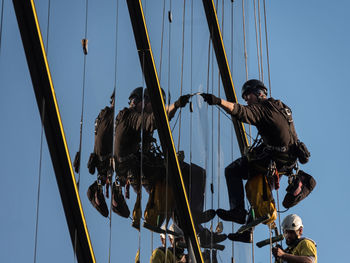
[
  {"left": 166, "top": 94, "right": 191, "bottom": 120},
  {"left": 200, "top": 93, "right": 235, "bottom": 114}
]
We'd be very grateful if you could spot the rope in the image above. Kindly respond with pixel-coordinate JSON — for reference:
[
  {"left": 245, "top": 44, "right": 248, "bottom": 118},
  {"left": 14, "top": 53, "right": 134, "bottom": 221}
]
[
  {"left": 230, "top": 2, "right": 235, "bottom": 262},
  {"left": 257, "top": 0, "right": 264, "bottom": 82},
  {"left": 269, "top": 223, "right": 273, "bottom": 263},
  {"left": 177, "top": 0, "right": 186, "bottom": 151},
  {"left": 189, "top": 0, "right": 194, "bottom": 213},
  {"left": 253, "top": 0, "right": 261, "bottom": 80},
  {"left": 159, "top": 0, "right": 166, "bottom": 82},
  {"left": 108, "top": 2, "right": 120, "bottom": 262},
  {"left": 74, "top": 1, "right": 88, "bottom": 261},
  {"left": 263, "top": 0, "right": 272, "bottom": 96},
  {"left": 76, "top": 0, "right": 89, "bottom": 189},
  {"left": 241, "top": 0, "right": 248, "bottom": 81},
  {"left": 276, "top": 189, "right": 283, "bottom": 246},
  {"left": 33, "top": 99, "right": 45, "bottom": 263},
  {"left": 0, "top": 0, "right": 4, "bottom": 55},
  {"left": 251, "top": 231, "right": 255, "bottom": 263}
]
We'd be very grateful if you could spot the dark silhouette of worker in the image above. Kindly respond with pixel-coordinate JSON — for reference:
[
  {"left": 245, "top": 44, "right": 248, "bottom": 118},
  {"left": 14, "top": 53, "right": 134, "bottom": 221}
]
[
  {"left": 86, "top": 92, "right": 116, "bottom": 217},
  {"left": 201, "top": 79, "right": 312, "bottom": 243}
]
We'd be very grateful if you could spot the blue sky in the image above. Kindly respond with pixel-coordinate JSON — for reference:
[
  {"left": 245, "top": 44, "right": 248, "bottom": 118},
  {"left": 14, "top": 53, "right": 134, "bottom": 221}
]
[{"left": 1, "top": 0, "right": 349, "bottom": 262}]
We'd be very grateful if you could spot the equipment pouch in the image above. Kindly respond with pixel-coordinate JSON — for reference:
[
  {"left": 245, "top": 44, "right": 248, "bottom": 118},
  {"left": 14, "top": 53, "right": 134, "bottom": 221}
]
[
  {"left": 87, "top": 153, "right": 97, "bottom": 175},
  {"left": 282, "top": 170, "right": 316, "bottom": 208},
  {"left": 295, "top": 140, "right": 310, "bottom": 164}
]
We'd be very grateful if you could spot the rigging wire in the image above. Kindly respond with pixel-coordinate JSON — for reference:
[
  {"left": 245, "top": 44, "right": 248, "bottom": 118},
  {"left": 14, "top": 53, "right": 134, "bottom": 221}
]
[
  {"left": 241, "top": 0, "right": 248, "bottom": 81},
  {"left": 230, "top": 1, "right": 235, "bottom": 261},
  {"left": 34, "top": 2, "right": 50, "bottom": 261},
  {"left": 176, "top": 0, "right": 186, "bottom": 151},
  {"left": 159, "top": 0, "right": 166, "bottom": 82},
  {"left": 253, "top": 0, "right": 261, "bottom": 80},
  {"left": 165, "top": 1, "right": 172, "bottom": 260},
  {"left": 108, "top": 2, "right": 120, "bottom": 262},
  {"left": 0, "top": 0, "right": 4, "bottom": 55},
  {"left": 34, "top": 99, "right": 45, "bottom": 263},
  {"left": 76, "top": 0, "right": 89, "bottom": 189},
  {"left": 257, "top": 0, "right": 264, "bottom": 82},
  {"left": 74, "top": 1, "right": 89, "bottom": 261},
  {"left": 189, "top": 0, "right": 194, "bottom": 217},
  {"left": 263, "top": 0, "right": 272, "bottom": 96}
]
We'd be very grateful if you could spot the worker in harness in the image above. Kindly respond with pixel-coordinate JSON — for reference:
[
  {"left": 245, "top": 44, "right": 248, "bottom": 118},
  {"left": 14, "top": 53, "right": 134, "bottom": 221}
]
[
  {"left": 272, "top": 214, "right": 317, "bottom": 263},
  {"left": 201, "top": 79, "right": 312, "bottom": 242},
  {"left": 86, "top": 91, "right": 116, "bottom": 217}
]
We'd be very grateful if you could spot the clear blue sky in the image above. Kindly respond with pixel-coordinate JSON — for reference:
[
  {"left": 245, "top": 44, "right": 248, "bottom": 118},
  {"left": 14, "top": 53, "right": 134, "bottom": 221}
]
[{"left": 1, "top": 0, "right": 349, "bottom": 262}]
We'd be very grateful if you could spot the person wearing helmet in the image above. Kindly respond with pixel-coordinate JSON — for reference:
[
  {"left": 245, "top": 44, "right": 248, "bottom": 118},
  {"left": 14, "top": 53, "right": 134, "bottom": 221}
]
[
  {"left": 113, "top": 87, "right": 192, "bottom": 229},
  {"left": 85, "top": 91, "right": 117, "bottom": 218},
  {"left": 149, "top": 223, "right": 187, "bottom": 263},
  {"left": 272, "top": 214, "right": 317, "bottom": 263},
  {"left": 201, "top": 79, "right": 310, "bottom": 242}
]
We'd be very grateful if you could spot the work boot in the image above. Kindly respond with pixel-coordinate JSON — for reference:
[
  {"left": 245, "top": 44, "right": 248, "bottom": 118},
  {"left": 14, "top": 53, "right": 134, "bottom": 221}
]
[
  {"left": 87, "top": 181, "right": 109, "bottom": 217},
  {"left": 193, "top": 209, "right": 216, "bottom": 224},
  {"left": 112, "top": 183, "right": 130, "bottom": 218},
  {"left": 198, "top": 228, "right": 227, "bottom": 247},
  {"left": 132, "top": 193, "right": 141, "bottom": 230},
  {"left": 228, "top": 230, "right": 252, "bottom": 243},
  {"left": 216, "top": 207, "right": 247, "bottom": 224}
]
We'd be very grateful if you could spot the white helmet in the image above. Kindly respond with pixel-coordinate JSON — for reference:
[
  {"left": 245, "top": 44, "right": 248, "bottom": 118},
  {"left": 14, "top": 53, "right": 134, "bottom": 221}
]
[{"left": 282, "top": 214, "right": 303, "bottom": 231}]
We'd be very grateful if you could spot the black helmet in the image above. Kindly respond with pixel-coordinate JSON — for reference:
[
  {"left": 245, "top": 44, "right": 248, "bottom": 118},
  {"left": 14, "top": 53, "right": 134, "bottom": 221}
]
[
  {"left": 129, "top": 87, "right": 144, "bottom": 100},
  {"left": 241, "top": 79, "right": 267, "bottom": 99},
  {"left": 144, "top": 87, "right": 167, "bottom": 102}
]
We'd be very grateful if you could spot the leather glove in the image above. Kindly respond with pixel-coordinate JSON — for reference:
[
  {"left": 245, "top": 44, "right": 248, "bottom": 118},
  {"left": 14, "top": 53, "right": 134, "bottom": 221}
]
[
  {"left": 200, "top": 93, "right": 221, "bottom": 105},
  {"left": 174, "top": 94, "right": 191, "bottom": 108}
]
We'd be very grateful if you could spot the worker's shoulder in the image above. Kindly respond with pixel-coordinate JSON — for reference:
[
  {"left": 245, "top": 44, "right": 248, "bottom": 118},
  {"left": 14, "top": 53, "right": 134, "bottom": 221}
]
[{"left": 298, "top": 237, "right": 317, "bottom": 248}]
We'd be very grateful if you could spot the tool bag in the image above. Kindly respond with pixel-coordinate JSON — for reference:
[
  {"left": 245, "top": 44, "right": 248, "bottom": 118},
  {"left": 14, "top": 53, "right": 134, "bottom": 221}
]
[{"left": 282, "top": 170, "right": 316, "bottom": 208}]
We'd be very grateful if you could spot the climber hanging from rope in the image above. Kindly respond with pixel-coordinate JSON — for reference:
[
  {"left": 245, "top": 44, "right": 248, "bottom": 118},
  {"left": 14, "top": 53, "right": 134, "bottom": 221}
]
[
  {"left": 201, "top": 79, "right": 315, "bottom": 243},
  {"left": 112, "top": 86, "right": 190, "bottom": 229},
  {"left": 86, "top": 91, "right": 116, "bottom": 218}
]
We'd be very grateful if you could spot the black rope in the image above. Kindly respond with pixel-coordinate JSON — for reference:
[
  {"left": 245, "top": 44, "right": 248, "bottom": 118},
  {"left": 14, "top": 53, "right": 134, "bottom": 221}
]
[
  {"left": 33, "top": 99, "right": 45, "bottom": 263},
  {"left": 0, "top": 0, "right": 4, "bottom": 55}
]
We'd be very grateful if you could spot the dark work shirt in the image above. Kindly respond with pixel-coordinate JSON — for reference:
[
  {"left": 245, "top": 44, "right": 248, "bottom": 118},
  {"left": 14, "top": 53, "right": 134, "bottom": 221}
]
[
  {"left": 93, "top": 106, "right": 114, "bottom": 156},
  {"left": 114, "top": 107, "right": 156, "bottom": 159},
  {"left": 231, "top": 98, "right": 297, "bottom": 147}
]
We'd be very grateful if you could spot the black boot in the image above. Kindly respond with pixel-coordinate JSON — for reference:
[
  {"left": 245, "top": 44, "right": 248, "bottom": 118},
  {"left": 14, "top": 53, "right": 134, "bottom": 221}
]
[
  {"left": 228, "top": 230, "right": 252, "bottom": 243},
  {"left": 87, "top": 181, "right": 109, "bottom": 217},
  {"left": 216, "top": 207, "right": 247, "bottom": 224},
  {"left": 112, "top": 183, "right": 130, "bottom": 218},
  {"left": 193, "top": 209, "right": 216, "bottom": 224},
  {"left": 198, "top": 228, "right": 227, "bottom": 247}
]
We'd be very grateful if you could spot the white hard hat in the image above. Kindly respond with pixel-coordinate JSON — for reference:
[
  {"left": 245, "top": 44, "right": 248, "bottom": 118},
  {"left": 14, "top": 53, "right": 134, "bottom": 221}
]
[{"left": 282, "top": 214, "right": 303, "bottom": 231}]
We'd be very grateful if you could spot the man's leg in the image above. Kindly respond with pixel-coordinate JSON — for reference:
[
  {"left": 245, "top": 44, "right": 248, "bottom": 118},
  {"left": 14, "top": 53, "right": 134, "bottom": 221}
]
[{"left": 216, "top": 157, "right": 248, "bottom": 224}]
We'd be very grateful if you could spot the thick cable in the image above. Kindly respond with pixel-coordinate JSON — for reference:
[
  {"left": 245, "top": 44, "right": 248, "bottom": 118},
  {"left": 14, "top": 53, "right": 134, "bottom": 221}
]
[
  {"left": 263, "top": 0, "right": 272, "bottom": 96},
  {"left": 257, "top": 0, "right": 264, "bottom": 82},
  {"left": 253, "top": 0, "right": 261, "bottom": 80},
  {"left": 177, "top": 0, "right": 186, "bottom": 151},
  {"left": 33, "top": 99, "right": 45, "bottom": 263},
  {"left": 251, "top": 231, "right": 255, "bottom": 263},
  {"left": 0, "top": 0, "right": 4, "bottom": 55},
  {"left": 276, "top": 189, "right": 283, "bottom": 246}
]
